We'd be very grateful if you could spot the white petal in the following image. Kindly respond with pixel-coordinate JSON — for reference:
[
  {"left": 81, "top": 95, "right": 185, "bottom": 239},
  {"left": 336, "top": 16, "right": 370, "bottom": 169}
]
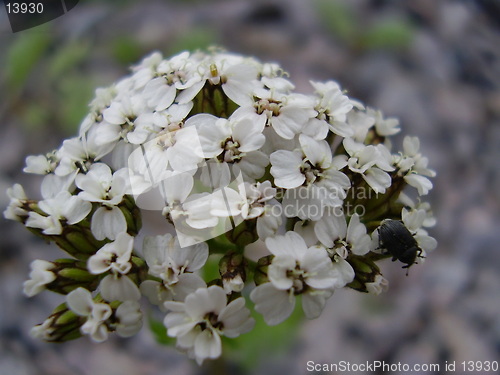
[
  {"left": 250, "top": 283, "right": 295, "bottom": 326},
  {"left": 301, "top": 248, "right": 336, "bottom": 289},
  {"left": 270, "top": 150, "right": 304, "bottom": 189},
  {"left": 66, "top": 287, "right": 94, "bottom": 316},
  {"left": 91, "top": 206, "right": 127, "bottom": 241},
  {"left": 87, "top": 251, "right": 112, "bottom": 275},
  {"left": 268, "top": 256, "right": 295, "bottom": 290},
  {"left": 265, "top": 231, "right": 308, "bottom": 259},
  {"left": 362, "top": 168, "right": 391, "bottom": 194},
  {"left": 314, "top": 213, "right": 347, "bottom": 248},
  {"left": 194, "top": 329, "right": 222, "bottom": 363},
  {"left": 302, "top": 290, "right": 332, "bottom": 319},
  {"left": 405, "top": 174, "right": 433, "bottom": 196},
  {"left": 299, "top": 135, "right": 331, "bottom": 167},
  {"left": 63, "top": 195, "right": 92, "bottom": 224},
  {"left": 100, "top": 274, "right": 141, "bottom": 302}
]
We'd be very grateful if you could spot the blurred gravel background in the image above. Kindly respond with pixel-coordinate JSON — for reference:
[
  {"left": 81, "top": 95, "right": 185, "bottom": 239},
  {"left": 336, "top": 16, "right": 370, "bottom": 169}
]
[{"left": 1, "top": 0, "right": 499, "bottom": 374}]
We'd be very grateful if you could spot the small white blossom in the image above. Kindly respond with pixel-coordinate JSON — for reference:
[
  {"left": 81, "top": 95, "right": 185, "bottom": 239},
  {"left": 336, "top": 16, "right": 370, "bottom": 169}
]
[
  {"left": 164, "top": 285, "right": 255, "bottom": 365},
  {"left": 76, "top": 163, "right": 129, "bottom": 240},
  {"left": 305, "top": 80, "right": 354, "bottom": 139},
  {"left": 87, "top": 232, "right": 140, "bottom": 302},
  {"left": 24, "top": 152, "right": 59, "bottom": 175},
  {"left": 344, "top": 138, "right": 395, "bottom": 194},
  {"left": 250, "top": 232, "right": 338, "bottom": 325},
  {"left": 142, "top": 233, "right": 208, "bottom": 284},
  {"left": 23, "top": 260, "right": 56, "bottom": 297},
  {"left": 3, "top": 184, "right": 28, "bottom": 222},
  {"left": 366, "top": 275, "right": 389, "bottom": 295},
  {"left": 66, "top": 287, "right": 112, "bottom": 342},
  {"left": 272, "top": 135, "right": 350, "bottom": 220},
  {"left": 394, "top": 136, "right": 436, "bottom": 196},
  {"left": 367, "top": 107, "right": 400, "bottom": 137},
  {"left": 114, "top": 300, "right": 143, "bottom": 337},
  {"left": 25, "top": 191, "right": 92, "bottom": 235}
]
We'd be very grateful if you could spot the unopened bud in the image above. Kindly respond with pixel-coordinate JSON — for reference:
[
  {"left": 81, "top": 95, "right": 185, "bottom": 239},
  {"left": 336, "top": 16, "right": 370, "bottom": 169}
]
[
  {"left": 30, "top": 302, "right": 83, "bottom": 342},
  {"left": 226, "top": 219, "right": 258, "bottom": 248},
  {"left": 346, "top": 254, "right": 386, "bottom": 294},
  {"left": 219, "top": 252, "right": 246, "bottom": 293},
  {"left": 47, "top": 259, "right": 99, "bottom": 295},
  {"left": 254, "top": 255, "right": 273, "bottom": 286}
]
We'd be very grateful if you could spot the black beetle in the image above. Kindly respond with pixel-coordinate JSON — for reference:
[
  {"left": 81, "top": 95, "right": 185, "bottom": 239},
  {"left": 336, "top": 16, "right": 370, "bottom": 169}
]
[{"left": 377, "top": 219, "right": 424, "bottom": 275}]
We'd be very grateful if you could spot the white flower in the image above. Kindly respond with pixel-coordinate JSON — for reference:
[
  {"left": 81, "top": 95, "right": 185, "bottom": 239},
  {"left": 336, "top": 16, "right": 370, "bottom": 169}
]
[
  {"left": 344, "top": 138, "right": 395, "bottom": 194},
  {"left": 55, "top": 127, "right": 114, "bottom": 176},
  {"left": 232, "top": 89, "right": 316, "bottom": 140},
  {"left": 272, "top": 135, "right": 350, "bottom": 220},
  {"left": 140, "top": 229, "right": 208, "bottom": 308},
  {"left": 88, "top": 232, "right": 134, "bottom": 274},
  {"left": 315, "top": 213, "right": 371, "bottom": 256},
  {"left": 203, "top": 54, "right": 259, "bottom": 106},
  {"left": 66, "top": 287, "right": 112, "bottom": 342},
  {"left": 305, "top": 80, "right": 354, "bottom": 139},
  {"left": 30, "top": 316, "right": 57, "bottom": 341},
  {"left": 346, "top": 109, "right": 376, "bottom": 143},
  {"left": 394, "top": 136, "right": 436, "bottom": 196},
  {"left": 87, "top": 232, "right": 140, "bottom": 302},
  {"left": 401, "top": 207, "right": 437, "bottom": 255},
  {"left": 114, "top": 300, "right": 143, "bottom": 337},
  {"left": 76, "top": 163, "right": 129, "bottom": 240},
  {"left": 366, "top": 107, "right": 400, "bottom": 137},
  {"left": 25, "top": 191, "right": 92, "bottom": 235},
  {"left": 365, "top": 274, "right": 389, "bottom": 295},
  {"left": 23, "top": 260, "right": 56, "bottom": 297},
  {"left": 250, "top": 231, "right": 338, "bottom": 325},
  {"left": 211, "top": 181, "right": 276, "bottom": 220},
  {"left": 164, "top": 285, "right": 255, "bottom": 365},
  {"left": 3, "top": 184, "right": 28, "bottom": 222},
  {"left": 182, "top": 114, "right": 268, "bottom": 180},
  {"left": 130, "top": 51, "right": 163, "bottom": 89},
  {"left": 256, "top": 203, "right": 283, "bottom": 240},
  {"left": 24, "top": 152, "right": 59, "bottom": 175},
  {"left": 142, "top": 233, "right": 208, "bottom": 284},
  {"left": 140, "top": 273, "right": 206, "bottom": 310},
  {"left": 100, "top": 95, "right": 152, "bottom": 145}
]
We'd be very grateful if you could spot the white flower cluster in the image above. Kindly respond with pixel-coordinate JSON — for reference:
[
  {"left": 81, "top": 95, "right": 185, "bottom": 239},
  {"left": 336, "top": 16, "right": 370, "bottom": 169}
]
[{"left": 4, "top": 49, "right": 437, "bottom": 365}]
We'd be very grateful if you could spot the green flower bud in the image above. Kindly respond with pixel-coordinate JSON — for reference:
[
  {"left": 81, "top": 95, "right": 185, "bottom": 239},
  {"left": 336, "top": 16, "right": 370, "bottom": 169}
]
[
  {"left": 30, "top": 302, "right": 83, "bottom": 343},
  {"left": 254, "top": 255, "right": 273, "bottom": 286},
  {"left": 346, "top": 254, "right": 386, "bottom": 294},
  {"left": 45, "top": 259, "right": 99, "bottom": 295},
  {"left": 226, "top": 219, "right": 258, "bottom": 248}
]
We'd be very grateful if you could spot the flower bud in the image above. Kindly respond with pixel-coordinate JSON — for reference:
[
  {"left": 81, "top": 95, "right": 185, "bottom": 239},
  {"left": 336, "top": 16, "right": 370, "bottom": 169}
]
[
  {"left": 346, "top": 254, "right": 386, "bottom": 294},
  {"left": 47, "top": 258, "right": 99, "bottom": 295},
  {"left": 253, "top": 255, "right": 273, "bottom": 286},
  {"left": 226, "top": 219, "right": 258, "bottom": 248},
  {"left": 219, "top": 252, "right": 246, "bottom": 294},
  {"left": 30, "top": 302, "right": 83, "bottom": 342}
]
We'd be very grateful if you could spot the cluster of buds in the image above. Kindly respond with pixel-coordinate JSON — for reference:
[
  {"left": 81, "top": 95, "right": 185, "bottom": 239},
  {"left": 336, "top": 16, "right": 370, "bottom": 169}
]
[{"left": 4, "top": 49, "right": 437, "bottom": 365}]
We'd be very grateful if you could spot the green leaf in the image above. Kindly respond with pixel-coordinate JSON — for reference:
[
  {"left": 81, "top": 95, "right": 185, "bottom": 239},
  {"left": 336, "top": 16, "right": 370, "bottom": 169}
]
[
  {"left": 361, "top": 19, "right": 414, "bottom": 50},
  {"left": 112, "top": 36, "right": 143, "bottom": 65},
  {"left": 5, "top": 30, "right": 51, "bottom": 91},
  {"left": 48, "top": 41, "right": 90, "bottom": 79},
  {"left": 314, "top": 0, "right": 357, "bottom": 42},
  {"left": 167, "top": 27, "right": 218, "bottom": 55}
]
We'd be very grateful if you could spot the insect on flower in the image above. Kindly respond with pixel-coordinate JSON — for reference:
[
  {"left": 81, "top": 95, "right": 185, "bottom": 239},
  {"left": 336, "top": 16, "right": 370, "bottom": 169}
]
[{"left": 377, "top": 219, "right": 424, "bottom": 275}]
